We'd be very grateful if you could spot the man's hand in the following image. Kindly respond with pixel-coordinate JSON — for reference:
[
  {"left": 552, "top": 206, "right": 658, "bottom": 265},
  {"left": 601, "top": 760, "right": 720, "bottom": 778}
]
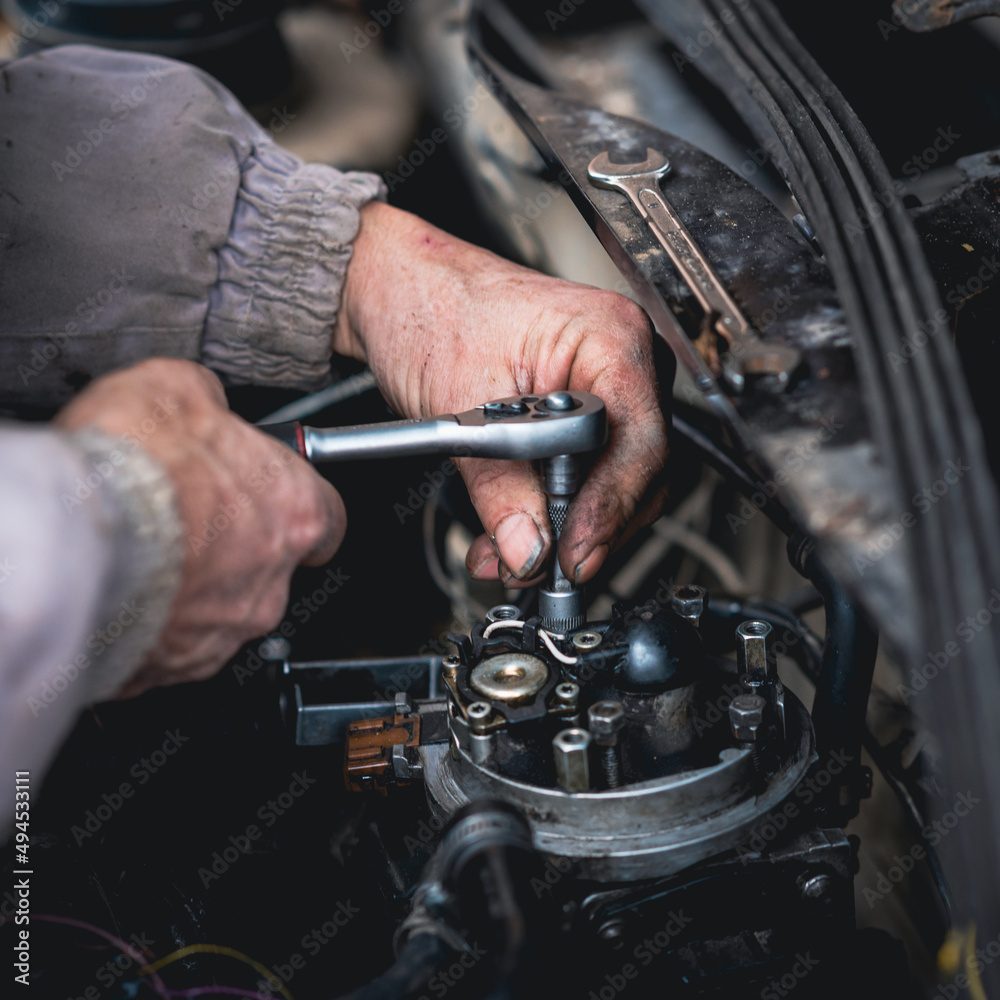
[
  {"left": 55, "top": 359, "right": 346, "bottom": 696},
  {"left": 335, "top": 203, "right": 669, "bottom": 586}
]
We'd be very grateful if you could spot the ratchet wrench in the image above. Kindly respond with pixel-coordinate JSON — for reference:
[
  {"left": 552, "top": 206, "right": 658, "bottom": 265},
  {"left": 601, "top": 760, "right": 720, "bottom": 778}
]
[
  {"left": 259, "top": 391, "right": 606, "bottom": 464},
  {"left": 587, "top": 148, "right": 800, "bottom": 390}
]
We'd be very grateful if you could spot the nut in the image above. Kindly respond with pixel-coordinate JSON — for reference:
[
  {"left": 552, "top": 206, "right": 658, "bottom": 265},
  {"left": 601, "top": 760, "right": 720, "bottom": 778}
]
[
  {"left": 553, "top": 728, "right": 592, "bottom": 792},
  {"left": 486, "top": 604, "right": 521, "bottom": 624},
  {"left": 736, "top": 620, "right": 774, "bottom": 679},
  {"left": 587, "top": 701, "right": 626, "bottom": 746},
  {"left": 669, "top": 584, "right": 706, "bottom": 623},
  {"left": 729, "top": 693, "right": 765, "bottom": 742}
]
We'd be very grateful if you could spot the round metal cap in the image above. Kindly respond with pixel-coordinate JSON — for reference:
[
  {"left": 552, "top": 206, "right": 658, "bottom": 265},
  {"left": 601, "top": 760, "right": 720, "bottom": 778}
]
[
  {"left": 544, "top": 391, "right": 576, "bottom": 411},
  {"left": 470, "top": 653, "right": 549, "bottom": 703}
]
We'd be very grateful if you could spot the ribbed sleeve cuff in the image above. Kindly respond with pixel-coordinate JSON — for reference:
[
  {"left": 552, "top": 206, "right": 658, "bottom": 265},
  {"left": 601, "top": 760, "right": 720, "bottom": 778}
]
[
  {"left": 201, "top": 142, "right": 386, "bottom": 390},
  {"left": 61, "top": 428, "right": 184, "bottom": 702}
]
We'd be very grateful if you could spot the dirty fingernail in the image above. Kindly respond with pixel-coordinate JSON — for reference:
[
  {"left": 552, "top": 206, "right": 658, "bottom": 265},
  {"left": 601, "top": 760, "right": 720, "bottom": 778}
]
[
  {"left": 573, "top": 543, "right": 609, "bottom": 585},
  {"left": 494, "top": 513, "right": 545, "bottom": 578}
]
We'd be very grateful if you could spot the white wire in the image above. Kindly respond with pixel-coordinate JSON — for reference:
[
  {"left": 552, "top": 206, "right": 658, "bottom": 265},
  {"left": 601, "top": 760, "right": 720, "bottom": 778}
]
[
  {"left": 538, "top": 629, "right": 579, "bottom": 665},
  {"left": 483, "top": 619, "right": 525, "bottom": 638},
  {"left": 257, "top": 370, "right": 377, "bottom": 424},
  {"left": 481, "top": 619, "right": 579, "bottom": 665}
]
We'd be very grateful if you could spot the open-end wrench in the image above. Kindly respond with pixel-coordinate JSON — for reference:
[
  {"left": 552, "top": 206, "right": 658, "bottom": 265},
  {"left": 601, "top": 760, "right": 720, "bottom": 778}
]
[
  {"left": 259, "top": 390, "right": 606, "bottom": 464},
  {"left": 587, "top": 148, "right": 800, "bottom": 390}
]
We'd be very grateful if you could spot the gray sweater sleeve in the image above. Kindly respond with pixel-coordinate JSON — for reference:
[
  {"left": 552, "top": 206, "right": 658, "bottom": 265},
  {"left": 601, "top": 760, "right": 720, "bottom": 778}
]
[
  {"left": 0, "top": 423, "right": 182, "bottom": 830},
  {"left": 0, "top": 45, "right": 386, "bottom": 407}
]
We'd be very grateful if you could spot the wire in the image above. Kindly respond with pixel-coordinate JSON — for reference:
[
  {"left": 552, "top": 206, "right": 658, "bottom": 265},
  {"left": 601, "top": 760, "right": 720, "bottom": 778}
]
[
  {"left": 257, "top": 370, "right": 378, "bottom": 424},
  {"left": 34, "top": 914, "right": 170, "bottom": 999},
  {"left": 141, "top": 945, "right": 294, "bottom": 1000},
  {"left": 482, "top": 619, "right": 524, "bottom": 638},
  {"left": 651, "top": 517, "right": 750, "bottom": 596},
  {"left": 538, "top": 629, "right": 578, "bottom": 665}
]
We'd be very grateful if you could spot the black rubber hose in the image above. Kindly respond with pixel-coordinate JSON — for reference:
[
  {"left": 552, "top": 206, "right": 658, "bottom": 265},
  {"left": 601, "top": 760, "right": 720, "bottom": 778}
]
[
  {"left": 334, "top": 933, "right": 452, "bottom": 1000},
  {"left": 789, "top": 536, "right": 878, "bottom": 777}
]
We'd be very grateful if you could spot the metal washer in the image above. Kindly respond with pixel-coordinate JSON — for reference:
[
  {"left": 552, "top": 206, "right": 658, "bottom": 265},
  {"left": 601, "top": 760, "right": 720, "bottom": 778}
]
[{"left": 469, "top": 653, "right": 549, "bottom": 703}]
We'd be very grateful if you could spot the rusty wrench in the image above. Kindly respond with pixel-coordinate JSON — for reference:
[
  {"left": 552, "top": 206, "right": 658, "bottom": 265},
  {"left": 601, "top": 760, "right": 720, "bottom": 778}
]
[{"left": 587, "top": 148, "right": 799, "bottom": 390}]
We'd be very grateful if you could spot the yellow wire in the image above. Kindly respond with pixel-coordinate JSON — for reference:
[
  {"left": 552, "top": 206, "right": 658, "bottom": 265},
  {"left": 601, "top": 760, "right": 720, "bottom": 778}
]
[
  {"left": 936, "top": 922, "right": 987, "bottom": 1000},
  {"left": 140, "top": 943, "right": 295, "bottom": 1000}
]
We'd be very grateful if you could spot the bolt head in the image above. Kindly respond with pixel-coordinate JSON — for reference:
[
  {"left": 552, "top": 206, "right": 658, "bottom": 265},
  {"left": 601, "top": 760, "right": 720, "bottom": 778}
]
[
  {"left": 554, "top": 681, "right": 580, "bottom": 706},
  {"left": 729, "top": 693, "right": 765, "bottom": 741},
  {"left": 588, "top": 700, "right": 626, "bottom": 742},
  {"left": 571, "top": 631, "right": 602, "bottom": 650},
  {"left": 669, "top": 584, "right": 705, "bottom": 620},
  {"left": 799, "top": 873, "right": 834, "bottom": 904}
]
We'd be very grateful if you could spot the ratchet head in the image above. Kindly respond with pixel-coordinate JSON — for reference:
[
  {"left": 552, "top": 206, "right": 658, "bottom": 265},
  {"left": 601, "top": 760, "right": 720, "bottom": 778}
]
[{"left": 587, "top": 148, "right": 671, "bottom": 188}]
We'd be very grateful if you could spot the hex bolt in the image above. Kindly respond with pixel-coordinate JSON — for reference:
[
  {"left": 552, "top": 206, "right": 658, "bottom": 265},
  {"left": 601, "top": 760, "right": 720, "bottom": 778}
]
[
  {"left": 729, "top": 694, "right": 764, "bottom": 741},
  {"left": 799, "top": 873, "right": 834, "bottom": 905},
  {"left": 553, "top": 728, "right": 592, "bottom": 792},
  {"left": 669, "top": 584, "right": 706, "bottom": 626},
  {"left": 588, "top": 701, "right": 626, "bottom": 789},
  {"left": 736, "top": 620, "right": 775, "bottom": 680},
  {"left": 729, "top": 693, "right": 765, "bottom": 784}
]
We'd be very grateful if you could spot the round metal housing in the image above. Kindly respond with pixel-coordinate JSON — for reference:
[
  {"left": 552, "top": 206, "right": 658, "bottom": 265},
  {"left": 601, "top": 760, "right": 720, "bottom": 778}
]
[{"left": 423, "top": 690, "right": 816, "bottom": 881}]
